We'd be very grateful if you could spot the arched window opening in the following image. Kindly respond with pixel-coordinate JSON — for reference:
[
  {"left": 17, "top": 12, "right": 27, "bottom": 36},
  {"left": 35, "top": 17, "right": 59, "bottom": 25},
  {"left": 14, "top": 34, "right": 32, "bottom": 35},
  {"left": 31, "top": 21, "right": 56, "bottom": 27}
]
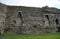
[
  {"left": 18, "top": 11, "right": 22, "bottom": 19},
  {"left": 45, "top": 15, "right": 49, "bottom": 20}
]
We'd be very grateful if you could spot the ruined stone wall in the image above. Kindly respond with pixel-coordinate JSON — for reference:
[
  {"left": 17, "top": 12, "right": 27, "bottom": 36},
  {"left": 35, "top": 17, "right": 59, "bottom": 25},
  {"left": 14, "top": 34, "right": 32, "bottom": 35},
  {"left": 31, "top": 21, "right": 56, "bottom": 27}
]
[
  {"left": 0, "top": 3, "right": 7, "bottom": 34},
  {"left": 21, "top": 7, "right": 43, "bottom": 34},
  {"left": 6, "top": 6, "right": 60, "bottom": 34},
  {"left": 42, "top": 7, "right": 60, "bottom": 32},
  {"left": 0, "top": 3, "right": 60, "bottom": 34},
  {"left": 6, "top": 6, "right": 44, "bottom": 34}
]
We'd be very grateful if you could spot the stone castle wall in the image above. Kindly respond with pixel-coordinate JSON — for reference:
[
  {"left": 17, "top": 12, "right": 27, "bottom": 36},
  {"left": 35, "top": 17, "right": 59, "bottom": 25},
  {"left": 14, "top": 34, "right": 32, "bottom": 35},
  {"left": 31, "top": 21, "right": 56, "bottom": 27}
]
[
  {"left": 0, "top": 3, "right": 7, "bottom": 34},
  {"left": 0, "top": 3, "right": 60, "bottom": 34}
]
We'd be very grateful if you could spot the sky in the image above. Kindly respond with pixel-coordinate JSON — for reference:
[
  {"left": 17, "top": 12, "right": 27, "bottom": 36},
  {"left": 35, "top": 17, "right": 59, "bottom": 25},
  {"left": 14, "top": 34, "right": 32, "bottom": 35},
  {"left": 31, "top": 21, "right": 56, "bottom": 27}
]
[{"left": 0, "top": 0, "right": 60, "bottom": 9}]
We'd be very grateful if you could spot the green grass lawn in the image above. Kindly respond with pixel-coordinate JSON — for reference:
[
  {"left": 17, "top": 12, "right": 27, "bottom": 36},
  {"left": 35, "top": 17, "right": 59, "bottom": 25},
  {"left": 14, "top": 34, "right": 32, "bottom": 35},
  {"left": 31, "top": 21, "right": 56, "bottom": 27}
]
[{"left": 1, "top": 33, "right": 60, "bottom": 39}]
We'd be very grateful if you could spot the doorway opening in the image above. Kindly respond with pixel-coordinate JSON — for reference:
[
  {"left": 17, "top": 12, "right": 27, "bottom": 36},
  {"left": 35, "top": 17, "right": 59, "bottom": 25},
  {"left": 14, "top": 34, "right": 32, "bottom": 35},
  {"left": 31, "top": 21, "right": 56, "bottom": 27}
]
[{"left": 57, "top": 27, "right": 60, "bottom": 32}]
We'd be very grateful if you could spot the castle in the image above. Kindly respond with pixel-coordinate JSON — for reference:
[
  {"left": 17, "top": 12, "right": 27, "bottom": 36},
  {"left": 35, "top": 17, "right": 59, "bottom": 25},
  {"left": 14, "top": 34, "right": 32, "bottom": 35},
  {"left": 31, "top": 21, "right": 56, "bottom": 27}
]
[{"left": 0, "top": 3, "right": 60, "bottom": 34}]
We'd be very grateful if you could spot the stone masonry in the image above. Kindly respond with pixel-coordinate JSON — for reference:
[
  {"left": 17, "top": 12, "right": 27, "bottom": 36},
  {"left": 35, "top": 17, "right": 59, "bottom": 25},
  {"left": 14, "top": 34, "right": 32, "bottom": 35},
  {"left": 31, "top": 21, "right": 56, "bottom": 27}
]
[{"left": 0, "top": 3, "right": 60, "bottom": 34}]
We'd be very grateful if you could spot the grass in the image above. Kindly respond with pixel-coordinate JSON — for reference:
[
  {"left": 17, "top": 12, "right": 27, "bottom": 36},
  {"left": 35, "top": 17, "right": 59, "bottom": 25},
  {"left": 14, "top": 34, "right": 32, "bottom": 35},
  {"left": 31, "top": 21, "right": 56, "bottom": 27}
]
[{"left": 1, "top": 33, "right": 60, "bottom": 39}]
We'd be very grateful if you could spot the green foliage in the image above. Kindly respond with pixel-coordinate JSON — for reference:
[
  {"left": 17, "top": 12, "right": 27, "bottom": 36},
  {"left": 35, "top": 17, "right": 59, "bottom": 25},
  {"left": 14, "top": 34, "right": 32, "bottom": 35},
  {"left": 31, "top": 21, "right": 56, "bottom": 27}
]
[{"left": 1, "top": 33, "right": 60, "bottom": 39}]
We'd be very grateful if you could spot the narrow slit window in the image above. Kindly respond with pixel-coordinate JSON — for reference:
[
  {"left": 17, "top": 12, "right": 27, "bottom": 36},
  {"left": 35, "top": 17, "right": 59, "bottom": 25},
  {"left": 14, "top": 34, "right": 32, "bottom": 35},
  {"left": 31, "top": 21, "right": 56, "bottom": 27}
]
[
  {"left": 18, "top": 11, "right": 22, "bottom": 19},
  {"left": 56, "top": 19, "right": 59, "bottom": 25},
  {"left": 45, "top": 15, "right": 49, "bottom": 20}
]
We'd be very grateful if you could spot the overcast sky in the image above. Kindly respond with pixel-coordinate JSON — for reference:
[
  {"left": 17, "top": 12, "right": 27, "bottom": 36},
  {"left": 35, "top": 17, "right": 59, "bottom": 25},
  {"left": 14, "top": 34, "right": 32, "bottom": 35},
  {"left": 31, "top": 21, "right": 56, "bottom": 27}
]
[{"left": 0, "top": 0, "right": 60, "bottom": 9}]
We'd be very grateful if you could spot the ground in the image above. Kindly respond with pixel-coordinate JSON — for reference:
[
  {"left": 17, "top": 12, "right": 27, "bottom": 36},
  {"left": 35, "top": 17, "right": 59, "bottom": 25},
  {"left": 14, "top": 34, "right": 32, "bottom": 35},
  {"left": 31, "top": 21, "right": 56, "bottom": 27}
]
[{"left": 0, "top": 33, "right": 60, "bottom": 39}]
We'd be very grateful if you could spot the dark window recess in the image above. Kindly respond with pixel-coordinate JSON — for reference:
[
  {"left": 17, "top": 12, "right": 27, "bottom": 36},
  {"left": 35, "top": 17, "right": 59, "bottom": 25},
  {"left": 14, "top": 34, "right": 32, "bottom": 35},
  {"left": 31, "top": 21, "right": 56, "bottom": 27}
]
[
  {"left": 56, "top": 19, "right": 59, "bottom": 25},
  {"left": 0, "top": 30, "right": 1, "bottom": 35},
  {"left": 43, "top": 21, "right": 45, "bottom": 23},
  {"left": 33, "top": 25, "right": 37, "bottom": 28},
  {"left": 57, "top": 27, "right": 60, "bottom": 32},
  {"left": 45, "top": 15, "right": 50, "bottom": 24},
  {"left": 18, "top": 12, "right": 22, "bottom": 19},
  {"left": 45, "top": 15, "right": 49, "bottom": 20},
  {"left": 13, "top": 20, "right": 16, "bottom": 24}
]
